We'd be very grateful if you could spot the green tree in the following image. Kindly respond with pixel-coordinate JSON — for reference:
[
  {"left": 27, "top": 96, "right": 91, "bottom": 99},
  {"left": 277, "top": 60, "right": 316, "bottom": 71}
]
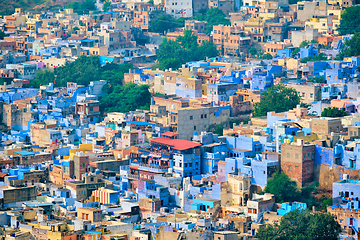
[
  {"left": 291, "top": 47, "right": 300, "bottom": 57},
  {"left": 321, "top": 107, "right": 347, "bottom": 117},
  {"left": 54, "top": 55, "right": 101, "bottom": 87},
  {"left": 261, "top": 53, "right": 273, "bottom": 60},
  {"left": 308, "top": 75, "right": 326, "bottom": 84},
  {"left": 0, "top": 30, "right": 6, "bottom": 40},
  {"left": 299, "top": 40, "right": 309, "bottom": 48},
  {"left": 337, "top": 5, "right": 360, "bottom": 35},
  {"left": 100, "top": 83, "right": 151, "bottom": 113},
  {"left": 215, "top": 125, "right": 224, "bottom": 136},
  {"left": 177, "top": 29, "right": 198, "bottom": 50},
  {"left": 103, "top": 0, "right": 111, "bottom": 11},
  {"left": 197, "top": 41, "right": 219, "bottom": 60},
  {"left": 149, "top": 15, "right": 184, "bottom": 34},
  {"left": 101, "top": 63, "right": 133, "bottom": 93},
  {"left": 65, "top": 0, "right": 96, "bottom": 15},
  {"left": 265, "top": 173, "right": 300, "bottom": 203},
  {"left": 300, "top": 53, "right": 327, "bottom": 63},
  {"left": 195, "top": 8, "right": 231, "bottom": 34},
  {"left": 256, "top": 209, "right": 341, "bottom": 240},
  {"left": 31, "top": 69, "right": 55, "bottom": 88},
  {"left": 148, "top": 0, "right": 154, "bottom": 4},
  {"left": 249, "top": 47, "right": 257, "bottom": 57},
  {"left": 155, "top": 30, "right": 218, "bottom": 70},
  {"left": 339, "top": 32, "right": 360, "bottom": 58},
  {"left": 253, "top": 84, "right": 301, "bottom": 117}
]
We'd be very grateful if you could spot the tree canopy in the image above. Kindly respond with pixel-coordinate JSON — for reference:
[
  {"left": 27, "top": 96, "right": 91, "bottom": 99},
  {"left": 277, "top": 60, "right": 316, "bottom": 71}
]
[
  {"left": 338, "top": 32, "right": 360, "bottom": 58},
  {"left": 252, "top": 84, "right": 301, "bottom": 117},
  {"left": 102, "top": 0, "right": 111, "bottom": 12},
  {"left": 149, "top": 15, "right": 185, "bottom": 34},
  {"left": 30, "top": 55, "right": 149, "bottom": 114},
  {"left": 0, "top": 30, "right": 6, "bottom": 40},
  {"left": 195, "top": 8, "right": 231, "bottom": 34},
  {"left": 153, "top": 29, "right": 218, "bottom": 70},
  {"left": 308, "top": 75, "right": 326, "bottom": 84},
  {"left": 337, "top": 5, "right": 360, "bottom": 35},
  {"left": 321, "top": 107, "right": 347, "bottom": 118},
  {"left": 300, "top": 53, "right": 327, "bottom": 63},
  {"left": 256, "top": 209, "right": 341, "bottom": 240},
  {"left": 265, "top": 173, "right": 299, "bottom": 203},
  {"left": 65, "top": 0, "right": 96, "bottom": 15},
  {"left": 255, "top": 210, "right": 341, "bottom": 240},
  {"left": 100, "top": 83, "right": 151, "bottom": 113}
]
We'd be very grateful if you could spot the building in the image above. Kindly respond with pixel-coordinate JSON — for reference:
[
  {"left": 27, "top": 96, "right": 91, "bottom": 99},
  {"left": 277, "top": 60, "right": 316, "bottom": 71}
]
[
  {"left": 213, "top": 25, "right": 251, "bottom": 56},
  {"left": 0, "top": 186, "right": 37, "bottom": 207},
  {"left": 75, "top": 100, "right": 101, "bottom": 124},
  {"left": 77, "top": 207, "right": 103, "bottom": 223},
  {"left": 150, "top": 137, "right": 202, "bottom": 177},
  {"left": 165, "top": 0, "right": 193, "bottom": 18},
  {"left": 311, "top": 117, "right": 344, "bottom": 135},
  {"left": 209, "top": 0, "right": 234, "bottom": 16},
  {"left": 281, "top": 140, "right": 315, "bottom": 187},
  {"left": 328, "top": 177, "right": 360, "bottom": 236},
  {"left": 289, "top": 83, "right": 322, "bottom": 104}
]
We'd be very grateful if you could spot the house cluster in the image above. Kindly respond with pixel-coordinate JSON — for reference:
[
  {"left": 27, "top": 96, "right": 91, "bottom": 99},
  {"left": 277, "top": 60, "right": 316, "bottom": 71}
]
[{"left": 1, "top": 0, "right": 360, "bottom": 239}]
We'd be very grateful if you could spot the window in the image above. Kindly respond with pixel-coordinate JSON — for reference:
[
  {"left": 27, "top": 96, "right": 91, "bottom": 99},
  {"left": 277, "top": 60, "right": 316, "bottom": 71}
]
[
  {"left": 288, "top": 166, "right": 292, "bottom": 171},
  {"left": 201, "top": 114, "right": 203, "bottom": 119},
  {"left": 204, "top": 114, "right": 207, "bottom": 118},
  {"left": 190, "top": 116, "right": 193, "bottom": 120},
  {"left": 194, "top": 126, "right": 196, "bottom": 130},
  {"left": 307, "top": 166, "right": 310, "bottom": 173}
]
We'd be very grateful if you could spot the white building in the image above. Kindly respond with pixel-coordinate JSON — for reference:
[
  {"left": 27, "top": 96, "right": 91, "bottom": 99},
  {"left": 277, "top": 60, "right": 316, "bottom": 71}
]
[{"left": 165, "top": 0, "right": 193, "bottom": 18}]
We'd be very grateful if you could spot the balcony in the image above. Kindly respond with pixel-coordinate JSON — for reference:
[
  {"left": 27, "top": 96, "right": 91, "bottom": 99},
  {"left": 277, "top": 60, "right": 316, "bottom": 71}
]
[
  {"left": 127, "top": 174, "right": 140, "bottom": 180},
  {"left": 130, "top": 162, "right": 169, "bottom": 173}
]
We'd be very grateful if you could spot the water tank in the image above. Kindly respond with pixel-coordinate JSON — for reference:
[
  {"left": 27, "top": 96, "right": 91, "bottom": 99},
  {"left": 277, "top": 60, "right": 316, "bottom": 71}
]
[
  {"left": 343, "top": 174, "right": 348, "bottom": 180},
  {"left": 168, "top": 168, "right": 173, "bottom": 173},
  {"left": 95, "top": 169, "right": 100, "bottom": 174}
]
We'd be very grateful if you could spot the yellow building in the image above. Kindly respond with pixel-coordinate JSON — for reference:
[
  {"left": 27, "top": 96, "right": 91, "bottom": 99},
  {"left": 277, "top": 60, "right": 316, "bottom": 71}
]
[
  {"left": 243, "top": 18, "right": 265, "bottom": 43},
  {"left": 305, "top": 10, "right": 341, "bottom": 35}
]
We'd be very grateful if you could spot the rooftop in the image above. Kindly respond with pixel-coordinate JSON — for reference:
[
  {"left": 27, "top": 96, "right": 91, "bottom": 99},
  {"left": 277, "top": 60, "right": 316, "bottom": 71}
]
[{"left": 150, "top": 137, "right": 201, "bottom": 151}]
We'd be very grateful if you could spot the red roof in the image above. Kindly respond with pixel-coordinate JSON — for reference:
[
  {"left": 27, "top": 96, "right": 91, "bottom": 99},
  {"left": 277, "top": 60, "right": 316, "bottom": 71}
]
[
  {"left": 0, "top": 173, "right": 8, "bottom": 178},
  {"left": 150, "top": 137, "right": 201, "bottom": 151},
  {"left": 161, "top": 131, "right": 179, "bottom": 137}
]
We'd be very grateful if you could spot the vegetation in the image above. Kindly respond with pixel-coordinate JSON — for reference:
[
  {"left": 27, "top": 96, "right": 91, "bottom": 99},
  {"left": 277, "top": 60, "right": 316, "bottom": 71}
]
[
  {"left": 153, "top": 29, "right": 218, "bottom": 70},
  {"left": 321, "top": 107, "right": 348, "bottom": 117},
  {"left": 249, "top": 47, "right": 257, "bottom": 57},
  {"left": 65, "top": 0, "right": 96, "bottom": 15},
  {"left": 0, "top": 0, "right": 44, "bottom": 15},
  {"left": 0, "top": 31, "right": 6, "bottom": 40},
  {"left": 102, "top": 0, "right": 111, "bottom": 12},
  {"left": 31, "top": 56, "right": 149, "bottom": 114},
  {"left": 256, "top": 209, "right": 341, "bottom": 240},
  {"left": 215, "top": 125, "right": 224, "bottom": 136},
  {"left": 299, "top": 40, "right": 318, "bottom": 49},
  {"left": 338, "top": 32, "right": 360, "bottom": 58},
  {"left": 100, "top": 83, "right": 151, "bottom": 113},
  {"left": 194, "top": 8, "right": 231, "bottom": 34},
  {"left": 337, "top": 5, "right": 360, "bottom": 35},
  {"left": 308, "top": 75, "right": 326, "bottom": 84},
  {"left": 265, "top": 173, "right": 299, "bottom": 203},
  {"left": 265, "top": 173, "right": 332, "bottom": 210},
  {"left": 252, "top": 84, "right": 301, "bottom": 117},
  {"left": 261, "top": 53, "right": 273, "bottom": 60},
  {"left": 300, "top": 53, "right": 327, "bottom": 63},
  {"left": 149, "top": 15, "right": 185, "bottom": 34},
  {"left": 291, "top": 47, "right": 300, "bottom": 57}
]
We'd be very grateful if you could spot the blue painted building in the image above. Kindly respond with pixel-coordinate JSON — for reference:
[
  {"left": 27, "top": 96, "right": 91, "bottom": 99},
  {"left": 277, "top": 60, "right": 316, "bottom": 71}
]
[{"left": 277, "top": 202, "right": 307, "bottom": 216}]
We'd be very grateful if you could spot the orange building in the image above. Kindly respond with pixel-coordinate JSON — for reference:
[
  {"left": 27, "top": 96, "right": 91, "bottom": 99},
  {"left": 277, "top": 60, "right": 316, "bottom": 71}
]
[
  {"left": 77, "top": 207, "right": 103, "bottom": 223},
  {"left": 212, "top": 25, "right": 251, "bottom": 56}
]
